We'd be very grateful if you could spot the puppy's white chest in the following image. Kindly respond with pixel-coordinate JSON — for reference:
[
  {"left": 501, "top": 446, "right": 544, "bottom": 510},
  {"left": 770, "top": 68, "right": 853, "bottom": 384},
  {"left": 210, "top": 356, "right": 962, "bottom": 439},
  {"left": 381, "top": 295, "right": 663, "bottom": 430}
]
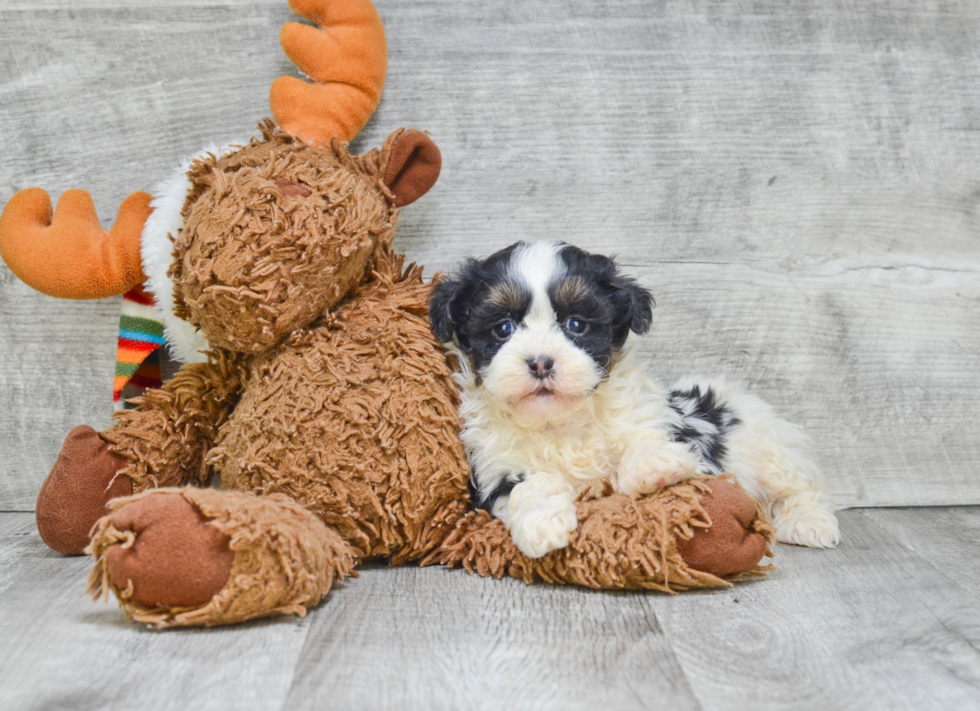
[
  {"left": 515, "top": 421, "right": 617, "bottom": 482},
  {"left": 459, "top": 395, "right": 621, "bottom": 484}
]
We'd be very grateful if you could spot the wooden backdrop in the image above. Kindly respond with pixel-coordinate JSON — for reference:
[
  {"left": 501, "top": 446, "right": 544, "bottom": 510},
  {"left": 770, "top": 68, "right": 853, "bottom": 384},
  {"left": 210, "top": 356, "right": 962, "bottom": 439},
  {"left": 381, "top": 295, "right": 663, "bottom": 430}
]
[{"left": 1, "top": 0, "right": 978, "bottom": 511}]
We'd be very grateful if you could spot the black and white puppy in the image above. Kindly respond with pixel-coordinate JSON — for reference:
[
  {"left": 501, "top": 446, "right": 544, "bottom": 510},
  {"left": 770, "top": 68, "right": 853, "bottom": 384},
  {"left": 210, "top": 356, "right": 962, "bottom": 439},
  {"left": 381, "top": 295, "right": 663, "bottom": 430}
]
[{"left": 430, "top": 241, "right": 839, "bottom": 559}]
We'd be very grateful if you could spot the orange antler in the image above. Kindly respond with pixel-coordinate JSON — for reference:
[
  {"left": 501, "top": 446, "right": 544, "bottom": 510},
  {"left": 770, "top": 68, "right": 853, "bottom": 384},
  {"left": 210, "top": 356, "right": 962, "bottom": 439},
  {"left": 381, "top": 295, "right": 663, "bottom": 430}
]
[
  {"left": 0, "top": 188, "right": 151, "bottom": 300},
  {"left": 270, "top": 0, "right": 388, "bottom": 147}
]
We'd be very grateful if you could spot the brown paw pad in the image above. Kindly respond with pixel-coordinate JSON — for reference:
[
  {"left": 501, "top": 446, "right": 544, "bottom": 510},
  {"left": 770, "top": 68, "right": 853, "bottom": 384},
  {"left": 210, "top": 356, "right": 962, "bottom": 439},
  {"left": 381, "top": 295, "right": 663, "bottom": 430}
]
[
  {"left": 36, "top": 425, "right": 132, "bottom": 555},
  {"left": 104, "top": 493, "right": 235, "bottom": 609},
  {"left": 676, "top": 479, "right": 770, "bottom": 578}
]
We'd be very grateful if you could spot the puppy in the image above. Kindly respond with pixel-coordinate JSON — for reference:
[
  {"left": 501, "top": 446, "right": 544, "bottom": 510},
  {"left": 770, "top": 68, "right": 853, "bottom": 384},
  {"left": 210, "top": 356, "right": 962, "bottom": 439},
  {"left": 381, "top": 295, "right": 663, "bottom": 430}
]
[{"left": 430, "top": 241, "right": 840, "bottom": 559}]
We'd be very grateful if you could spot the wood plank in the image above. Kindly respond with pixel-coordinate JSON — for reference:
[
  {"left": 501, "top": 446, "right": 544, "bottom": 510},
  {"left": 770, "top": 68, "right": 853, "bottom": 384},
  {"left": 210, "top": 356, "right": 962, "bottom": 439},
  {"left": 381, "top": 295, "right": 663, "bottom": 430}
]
[
  {"left": 861, "top": 507, "right": 980, "bottom": 590},
  {"left": 3, "top": 1, "right": 280, "bottom": 7},
  {"left": 0, "top": 513, "right": 35, "bottom": 598},
  {"left": 2, "top": 0, "right": 979, "bottom": 510},
  {"left": 284, "top": 563, "right": 701, "bottom": 711},
  {"left": 643, "top": 510, "right": 980, "bottom": 710},
  {"left": 0, "top": 515, "right": 317, "bottom": 711}
]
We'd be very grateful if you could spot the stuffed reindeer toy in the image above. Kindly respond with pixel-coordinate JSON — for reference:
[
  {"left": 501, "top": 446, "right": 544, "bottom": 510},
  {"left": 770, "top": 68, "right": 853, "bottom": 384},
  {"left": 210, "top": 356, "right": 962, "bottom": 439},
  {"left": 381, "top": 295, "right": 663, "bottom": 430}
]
[{"left": 0, "top": 0, "right": 773, "bottom": 628}]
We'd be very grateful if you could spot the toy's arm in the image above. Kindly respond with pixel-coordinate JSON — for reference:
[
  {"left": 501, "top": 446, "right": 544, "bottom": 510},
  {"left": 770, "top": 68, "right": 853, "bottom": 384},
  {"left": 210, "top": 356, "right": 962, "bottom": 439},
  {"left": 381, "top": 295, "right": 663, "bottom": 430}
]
[
  {"left": 102, "top": 350, "right": 246, "bottom": 491},
  {"left": 0, "top": 188, "right": 151, "bottom": 299},
  {"left": 35, "top": 351, "right": 245, "bottom": 555}
]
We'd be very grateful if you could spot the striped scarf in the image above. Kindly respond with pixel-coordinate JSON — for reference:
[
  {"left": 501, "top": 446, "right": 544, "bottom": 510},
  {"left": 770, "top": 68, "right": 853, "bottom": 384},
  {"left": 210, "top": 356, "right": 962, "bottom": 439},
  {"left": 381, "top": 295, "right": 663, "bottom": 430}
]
[{"left": 113, "top": 285, "right": 166, "bottom": 409}]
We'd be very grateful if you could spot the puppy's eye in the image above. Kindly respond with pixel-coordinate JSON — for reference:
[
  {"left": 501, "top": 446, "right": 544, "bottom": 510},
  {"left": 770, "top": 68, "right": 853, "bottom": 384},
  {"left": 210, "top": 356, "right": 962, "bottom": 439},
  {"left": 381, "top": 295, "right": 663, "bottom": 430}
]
[
  {"left": 565, "top": 317, "right": 588, "bottom": 335},
  {"left": 492, "top": 320, "right": 515, "bottom": 340}
]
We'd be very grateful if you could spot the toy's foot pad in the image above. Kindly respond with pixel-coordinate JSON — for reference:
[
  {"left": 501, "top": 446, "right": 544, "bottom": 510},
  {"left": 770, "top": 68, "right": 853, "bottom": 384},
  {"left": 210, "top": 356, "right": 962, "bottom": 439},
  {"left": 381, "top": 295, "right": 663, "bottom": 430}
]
[
  {"left": 89, "top": 487, "right": 355, "bottom": 627},
  {"left": 676, "top": 478, "right": 771, "bottom": 577},
  {"left": 103, "top": 493, "right": 235, "bottom": 609},
  {"left": 36, "top": 425, "right": 132, "bottom": 555}
]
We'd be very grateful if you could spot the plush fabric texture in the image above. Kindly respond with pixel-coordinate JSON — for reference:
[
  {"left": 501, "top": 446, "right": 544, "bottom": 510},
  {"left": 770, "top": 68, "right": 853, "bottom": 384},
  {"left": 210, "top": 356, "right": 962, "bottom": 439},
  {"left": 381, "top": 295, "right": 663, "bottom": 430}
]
[
  {"left": 88, "top": 487, "right": 354, "bottom": 628},
  {"left": 171, "top": 121, "right": 394, "bottom": 353},
  {"left": 210, "top": 250, "right": 471, "bottom": 565},
  {"left": 35, "top": 425, "right": 134, "bottom": 555},
  {"left": 0, "top": 188, "right": 151, "bottom": 299},
  {"left": 140, "top": 139, "right": 252, "bottom": 365},
  {"left": 270, "top": 0, "right": 387, "bottom": 147},
  {"left": 103, "top": 492, "right": 235, "bottom": 608},
  {"left": 675, "top": 476, "right": 773, "bottom": 577},
  {"left": 424, "top": 476, "right": 774, "bottom": 592},
  {"left": 103, "top": 350, "right": 245, "bottom": 492}
]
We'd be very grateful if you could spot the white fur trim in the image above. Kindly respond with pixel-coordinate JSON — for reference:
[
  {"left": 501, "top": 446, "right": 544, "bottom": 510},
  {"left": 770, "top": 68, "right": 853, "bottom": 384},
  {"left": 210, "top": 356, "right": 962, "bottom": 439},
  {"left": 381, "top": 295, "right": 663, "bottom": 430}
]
[{"left": 140, "top": 138, "right": 251, "bottom": 363}]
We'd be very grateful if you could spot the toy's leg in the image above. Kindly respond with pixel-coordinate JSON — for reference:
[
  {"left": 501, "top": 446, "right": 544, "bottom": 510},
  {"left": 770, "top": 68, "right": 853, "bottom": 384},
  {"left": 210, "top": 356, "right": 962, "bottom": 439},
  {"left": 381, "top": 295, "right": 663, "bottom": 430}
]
[
  {"left": 35, "top": 353, "right": 244, "bottom": 555},
  {"left": 426, "top": 477, "right": 773, "bottom": 591},
  {"left": 88, "top": 487, "right": 354, "bottom": 628},
  {"left": 102, "top": 351, "right": 244, "bottom": 491}
]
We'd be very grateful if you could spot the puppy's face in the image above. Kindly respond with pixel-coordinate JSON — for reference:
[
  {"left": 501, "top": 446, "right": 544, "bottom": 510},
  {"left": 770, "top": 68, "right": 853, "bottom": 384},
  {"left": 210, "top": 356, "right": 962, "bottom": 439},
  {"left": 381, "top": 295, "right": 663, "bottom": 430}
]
[{"left": 431, "top": 241, "right": 654, "bottom": 422}]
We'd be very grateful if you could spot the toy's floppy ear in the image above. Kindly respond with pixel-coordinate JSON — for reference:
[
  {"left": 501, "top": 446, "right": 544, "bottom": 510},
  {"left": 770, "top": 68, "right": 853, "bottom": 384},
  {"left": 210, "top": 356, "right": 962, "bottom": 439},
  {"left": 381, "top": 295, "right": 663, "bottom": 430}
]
[
  {"left": 0, "top": 188, "right": 151, "bottom": 299},
  {"left": 383, "top": 131, "right": 442, "bottom": 207}
]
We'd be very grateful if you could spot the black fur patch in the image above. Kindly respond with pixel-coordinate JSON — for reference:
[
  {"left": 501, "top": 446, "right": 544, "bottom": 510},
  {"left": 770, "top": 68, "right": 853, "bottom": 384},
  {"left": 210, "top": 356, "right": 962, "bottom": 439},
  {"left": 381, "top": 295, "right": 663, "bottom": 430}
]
[
  {"left": 469, "top": 468, "right": 526, "bottom": 513},
  {"left": 668, "top": 385, "right": 740, "bottom": 474},
  {"left": 555, "top": 245, "right": 654, "bottom": 350},
  {"left": 429, "top": 243, "right": 531, "bottom": 372}
]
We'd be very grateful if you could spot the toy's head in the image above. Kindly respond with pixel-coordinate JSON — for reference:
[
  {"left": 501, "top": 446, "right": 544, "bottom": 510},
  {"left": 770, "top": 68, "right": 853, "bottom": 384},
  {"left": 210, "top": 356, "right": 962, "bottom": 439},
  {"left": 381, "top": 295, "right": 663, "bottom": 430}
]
[
  {"left": 0, "top": 0, "right": 441, "bottom": 358},
  {"left": 171, "top": 123, "right": 439, "bottom": 353}
]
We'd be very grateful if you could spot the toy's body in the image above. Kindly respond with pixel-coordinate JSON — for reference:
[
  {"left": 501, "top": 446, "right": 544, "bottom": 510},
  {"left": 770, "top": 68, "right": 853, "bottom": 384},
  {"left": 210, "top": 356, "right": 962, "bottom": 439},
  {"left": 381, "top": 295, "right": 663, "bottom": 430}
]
[{"left": 1, "top": 0, "right": 775, "bottom": 629}]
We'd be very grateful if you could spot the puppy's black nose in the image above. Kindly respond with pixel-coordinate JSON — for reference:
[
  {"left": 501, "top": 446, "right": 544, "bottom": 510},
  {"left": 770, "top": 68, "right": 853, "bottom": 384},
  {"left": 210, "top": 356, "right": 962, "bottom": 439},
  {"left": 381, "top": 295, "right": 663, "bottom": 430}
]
[{"left": 527, "top": 356, "right": 555, "bottom": 379}]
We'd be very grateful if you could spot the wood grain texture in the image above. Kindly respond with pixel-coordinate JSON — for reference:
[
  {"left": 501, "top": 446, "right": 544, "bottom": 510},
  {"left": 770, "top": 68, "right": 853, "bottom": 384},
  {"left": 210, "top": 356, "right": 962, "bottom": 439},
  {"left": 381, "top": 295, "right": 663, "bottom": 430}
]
[
  {"left": 861, "top": 506, "right": 980, "bottom": 590},
  {"left": 0, "top": 513, "right": 34, "bottom": 597},
  {"left": 1, "top": 0, "right": 979, "bottom": 509},
  {"left": 0, "top": 518, "right": 318, "bottom": 711},
  {"left": 0, "top": 509, "right": 977, "bottom": 710},
  {"left": 643, "top": 511, "right": 980, "bottom": 710},
  {"left": 284, "top": 564, "right": 700, "bottom": 711}
]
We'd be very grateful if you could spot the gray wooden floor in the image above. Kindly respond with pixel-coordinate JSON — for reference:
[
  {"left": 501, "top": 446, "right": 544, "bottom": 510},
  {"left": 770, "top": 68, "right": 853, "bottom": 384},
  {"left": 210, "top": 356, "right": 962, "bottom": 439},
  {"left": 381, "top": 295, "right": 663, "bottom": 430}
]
[{"left": 0, "top": 507, "right": 978, "bottom": 710}]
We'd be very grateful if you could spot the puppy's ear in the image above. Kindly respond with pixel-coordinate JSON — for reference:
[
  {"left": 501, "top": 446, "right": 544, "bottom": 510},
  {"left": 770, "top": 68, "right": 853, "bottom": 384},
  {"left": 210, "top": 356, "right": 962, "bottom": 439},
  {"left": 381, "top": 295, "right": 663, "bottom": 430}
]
[
  {"left": 595, "top": 256, "right": 653, "bottom": 347},
  {"left": 614, "top": 275, "right": 654, "bottom": 335},
  {"left": 429, "top": 269, "right": 472, "bottom": 346}
]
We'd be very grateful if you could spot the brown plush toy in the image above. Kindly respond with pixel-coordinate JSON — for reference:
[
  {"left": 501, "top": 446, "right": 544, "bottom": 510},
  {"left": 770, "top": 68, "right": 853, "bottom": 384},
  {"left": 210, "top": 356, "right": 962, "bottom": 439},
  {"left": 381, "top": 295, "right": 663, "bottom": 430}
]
[{"left": 0, "top": 0, "right": 773, "bottom": 628}]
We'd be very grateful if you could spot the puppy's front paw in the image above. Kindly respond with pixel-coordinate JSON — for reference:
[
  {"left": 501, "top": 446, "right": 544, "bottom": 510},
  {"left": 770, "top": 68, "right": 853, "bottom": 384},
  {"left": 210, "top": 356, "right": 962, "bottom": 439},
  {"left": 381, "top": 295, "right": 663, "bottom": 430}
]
[
  {"left": 507, "top": 476, "right": 578, "bottom": 559},
  {"left": 616, "top": 442, "right": 700, "bottom": 496},
  {"left": 773, "top": 502, "right": 840, "bottom": 548}
]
